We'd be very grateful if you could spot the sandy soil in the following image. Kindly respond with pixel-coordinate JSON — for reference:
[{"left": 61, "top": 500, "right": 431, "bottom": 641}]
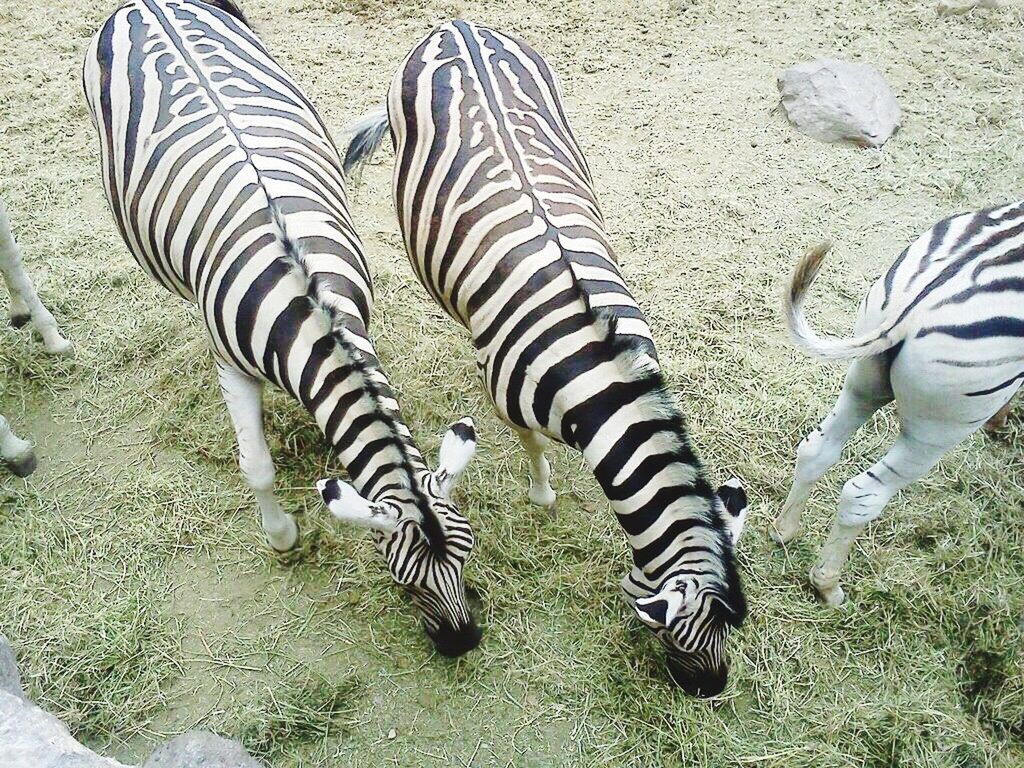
[{"left": 1, "top": 0, "right": 1022, "bottom": 766}]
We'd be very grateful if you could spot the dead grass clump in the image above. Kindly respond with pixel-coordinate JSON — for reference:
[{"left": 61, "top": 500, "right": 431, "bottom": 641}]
[{"left": 238, "top": 670, "right": 365, "bottom": 760}]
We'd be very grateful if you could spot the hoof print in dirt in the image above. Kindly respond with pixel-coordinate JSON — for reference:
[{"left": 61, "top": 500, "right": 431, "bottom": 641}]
[
  {"left": 143, "top": 731, "right": 265, "bottom": 768},
  {"left": 778, "top": 58, "right": 900, "bottom": 147}
]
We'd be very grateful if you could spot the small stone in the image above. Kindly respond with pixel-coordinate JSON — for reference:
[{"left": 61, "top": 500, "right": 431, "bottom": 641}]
[
  {"left": 143, "top": 731, "right": 264, "bottom": 768},
  {"left": 387, "top": 728, "right": 398, "bottom": 740},
  {"left": 778, "top": 58, "right": 900, "bottom": 147}
]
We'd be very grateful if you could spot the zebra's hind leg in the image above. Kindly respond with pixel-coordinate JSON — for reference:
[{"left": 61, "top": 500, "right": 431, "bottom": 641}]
[
  {"left": 217, "top": 364, "right": 300, "bottom": 552},
  {"left": 0, "top": 414, "right": 36, "bottom": 477},
  {"left": 0, "top": 201, "right": 72, "bottom": 356},
  {"left": 809, "top": 431, "right": 959, "bottom": 607},
  {"left": 773, "top": 357, "right": 892, "bottom": 545},
  {"left": 514, "top": 427, "right": 557, "bottom": 515}
]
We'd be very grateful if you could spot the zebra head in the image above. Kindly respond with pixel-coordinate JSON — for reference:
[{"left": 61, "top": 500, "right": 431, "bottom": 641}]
[
  {"left": 317, "top": 418, "right": 481, "bottom": 658},
  {"left": 633, "top": 479, "right": 748, "bottom": 696}
]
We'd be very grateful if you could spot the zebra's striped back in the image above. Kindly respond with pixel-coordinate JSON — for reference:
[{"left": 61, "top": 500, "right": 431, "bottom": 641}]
[
  {"left": 83, "top": 0, "right": 481, "bottom": 653},
  {"left": 348, "top": 20, "right": 747, "bottom": 693}
]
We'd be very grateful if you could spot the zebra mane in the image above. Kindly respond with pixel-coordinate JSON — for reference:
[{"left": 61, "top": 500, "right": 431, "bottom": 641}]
[
  {"left": 266, "top": 201, "right": 447, "bottom": 556},
  {"left": 593, "top": 305, "right": 744, "bottom": 615}
]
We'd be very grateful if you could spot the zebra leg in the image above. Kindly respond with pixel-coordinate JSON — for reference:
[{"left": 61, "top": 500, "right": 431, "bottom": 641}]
[
  {"left": 514, "top": 426, "right": 557, "bottom": 514},
  {"left": 808, "top": 432, "right": 957, "bottom": 606},
  {"left": 773, "top": 357, "right": 892, "bottom": 544},
  {"left": 0, "top": 414, "right": 36, "bottom": 477},
  {"left": 217, "top": 364, "right": 300, "bottom": 552},
  {"left": 0, "top": 203, "right": 72, "bottom": 356}
]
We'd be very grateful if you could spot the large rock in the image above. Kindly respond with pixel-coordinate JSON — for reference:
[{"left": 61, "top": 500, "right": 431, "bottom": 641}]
[
  {"left": 143, "top": 731, "right": 263, "bottom": 768},
  {"left": 0, "top": 690, "right": 132, "bottom": 768},
  {"left": 778, "top": 58, "right": 900, "bottom": 147},
  {"left": 937, "top": 0, "right": 1002, "bottom": 15},
  {"left": 0, "top": 634, "right": 24, "bottom": 700}
]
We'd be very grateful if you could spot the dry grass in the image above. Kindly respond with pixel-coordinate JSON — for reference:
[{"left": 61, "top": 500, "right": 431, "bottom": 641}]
[{"left": 1, "top": 0, "right": 1023, "bottom": 766}]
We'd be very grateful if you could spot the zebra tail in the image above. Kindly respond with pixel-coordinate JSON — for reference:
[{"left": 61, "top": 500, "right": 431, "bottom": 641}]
[
  {"left": 783, "top": 240, "right": 898, "bottom": 361},
  {"left": 342, "top": 105, "right": 389, "bottom": 179}
]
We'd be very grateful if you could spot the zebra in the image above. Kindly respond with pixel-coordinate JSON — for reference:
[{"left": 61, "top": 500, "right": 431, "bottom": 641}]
[
  {"left": 775, "top": 202, "right": 1024, "bottom": 607},
  {"left": 343, "top": 20, "right": 749, "bottom": 695},
  {"left": 81, "top": 0, "right": 483, "bottom": 657},
  {"left": 0, "top": 198, "right": 73, "bottom": 476}
]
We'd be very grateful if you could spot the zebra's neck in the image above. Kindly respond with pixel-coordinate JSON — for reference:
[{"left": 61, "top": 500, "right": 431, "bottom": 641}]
[
  {"left": 296, "top": 337, "right": 428, "bottom": 504},
  {"left": 573, "top": 374, "right": 728, "bottom": 589}
]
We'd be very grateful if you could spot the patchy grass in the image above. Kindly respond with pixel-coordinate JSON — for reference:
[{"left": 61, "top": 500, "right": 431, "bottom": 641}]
[{"left": 1, "top": 0, "right": 1023, "bottom": 767}]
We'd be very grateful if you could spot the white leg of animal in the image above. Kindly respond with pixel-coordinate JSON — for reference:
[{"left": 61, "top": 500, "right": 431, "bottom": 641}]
[
  {"left": 808, "top": 431, "right": 964, "bottom": 607},
  {"left": 217, "top": 363, "right": 299, "bottom": 552},
  {"left": 0, "top": 414, "right": 36, "bottom": 477},
  {"left": 515, "top": 426, "right": 556, "bottom": 513},
  {"left": 773, "top": 357, "right": 892, "bottom": 544},
  {"left": 0, "top": 203, "right": 72, "bottom": 357}
]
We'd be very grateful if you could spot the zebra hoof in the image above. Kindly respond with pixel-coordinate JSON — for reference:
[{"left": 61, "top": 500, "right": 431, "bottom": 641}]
[
  {"left": 528, "top": 483, "right": 556, "bottom": 510},
  {"left": 266, "top": 515, "right": 300, "bottom": 553},
  {"left": 808, "top": 566, "right": 845, "bottom": 607},
  {"left": 44, "top": 338, "right": 74, "bottom": 358},
  {"left": 770, "top": 516, "right": 800, "bottom": 546},
  {"left": 6, "top": 451, "right": 37, "bottom": 478},
  {"left": 9, "top": 313, "right": 30, "bottom": 329}
]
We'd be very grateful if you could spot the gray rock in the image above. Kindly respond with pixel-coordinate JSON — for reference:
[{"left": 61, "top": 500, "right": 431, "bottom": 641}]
[
  {"left": 143, "top": 731, "right": 263, "bottom": 768},
  {"left": 0, "top": 634, "right": 24, "bottom": 699},
  {"left": 0, "top": 691, "right": 132, "bottom": 768},
  {"left": 937, "top": 0, "right": 1002, "bottom": 15},
  {"left": 778, "top": 58, "right": 900, "bottom": 147}
]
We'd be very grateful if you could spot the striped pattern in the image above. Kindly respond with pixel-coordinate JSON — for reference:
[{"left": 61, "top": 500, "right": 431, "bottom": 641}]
[
  {"left": 346, "top": 20, "right": 746, "bottom": 693},
  {"left": 82, "top": 0, "right": 479, "bottom": 649},
  {"left": 787, "top": 200, "right": 1024, "bottom": 401},
  {"left": 778, "top": 202, "right": 1024, "bottom": 607}
]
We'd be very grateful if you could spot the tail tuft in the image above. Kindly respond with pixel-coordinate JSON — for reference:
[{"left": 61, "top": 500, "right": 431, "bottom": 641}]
[
  {"left": 343, "top": 106, "right": 390, "bottom": 179},
  {"left": 782, "top": 239, "right": 898, "bottom": 361}
]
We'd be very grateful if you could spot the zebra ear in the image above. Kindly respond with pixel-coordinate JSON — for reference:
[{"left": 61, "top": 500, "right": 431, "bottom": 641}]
[
  {"left": 435, "top": 417, "right": 477, "bottom": 494},
  {"left": 634, "top": 581, "right": 694, "bottom": 629},
  {"left": 316, "top": 478, "right": 398, "bottom": 533},
  {"left": 717, "top": 478, "right": 748, "bottom": 546}
]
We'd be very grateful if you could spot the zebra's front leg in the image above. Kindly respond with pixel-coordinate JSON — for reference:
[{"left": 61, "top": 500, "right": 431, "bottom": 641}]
[
  {"left": 514, "top": 427, "right": 557, "bottom": 515},
  {"left": 0, "top": 202, "right": 72, "bottom": 357},
  {"left": 809, "top": 432, "right": 954, "bottom": 607},
  {"left": 0, "top": 414, "right": 36, "bottom": 477},
  {"left": 217, "top": 364, "right": 299, "bottom": 552}
]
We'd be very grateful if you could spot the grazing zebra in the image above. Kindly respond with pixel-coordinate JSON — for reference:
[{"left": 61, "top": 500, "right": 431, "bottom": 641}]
[
  {"left": 0, "top": 198, "right": 73, "bottom": 476},
  {"left": 82, "top": 0, "right": 483, "bottom": 656},
  {"left": 344, "top": 20, "right": 749, "bottom": 695},
  {"left": 775, "top": 202, "right": 1024, "bottom": 606}
]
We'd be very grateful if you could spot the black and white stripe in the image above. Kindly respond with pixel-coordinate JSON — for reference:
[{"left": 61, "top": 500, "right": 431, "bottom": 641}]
[
  {"left": 777, "top": 203, "right": 1024, "bottom": 606},
  {"left": 82, "top": 0, "right": 480, "bottom": 655},
  {"left": 345, "top": 20, "right": 747, "bottom": 694}
]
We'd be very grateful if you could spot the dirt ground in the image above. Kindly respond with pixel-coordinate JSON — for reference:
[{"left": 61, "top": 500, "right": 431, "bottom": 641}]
[{"left": 1, "top": 0, "right": 1023, "bottom": 766}]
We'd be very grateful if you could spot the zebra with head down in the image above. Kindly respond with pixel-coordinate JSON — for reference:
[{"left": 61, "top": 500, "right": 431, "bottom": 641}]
[
  {"left": 343, "top": 20, "right": 749, "bottom": 695},
  {"left": 82, "top": 0, "right": 482, "bottom": 656}
]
